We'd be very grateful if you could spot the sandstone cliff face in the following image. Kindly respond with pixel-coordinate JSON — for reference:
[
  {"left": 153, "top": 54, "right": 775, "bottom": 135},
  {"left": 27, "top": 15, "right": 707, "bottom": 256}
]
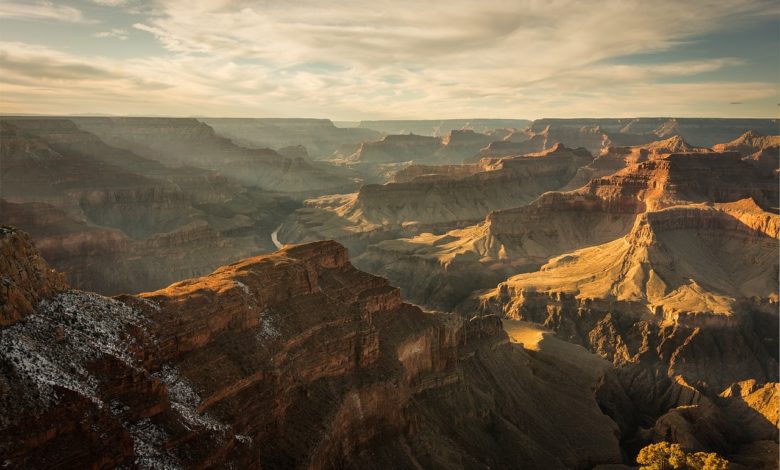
[
  {"left": 278, "top": 145, "right": 593, "bottom": 255},
  {"left": 353, "top": 144, "right": 779, "bottom": 314},
  {"left": 469, "top": 201, "right": 779, "bottom": 462},
  {"left": 0, "top": 229, "right": 623, "bottom": 469},
  {"left": 355, "top": 190, "right": 639, "bottom": 310},
  {"left": 562, "top": 135, "right": 711, "bottom": 190},
  {"left": 0, "top": 227, "right": 67, "bottom": 326},
  {"left": 582, "top": 151, "right": 779, "bottom": 212},
  {"left": 347, "top": 133, "right": 442, "bottom": 164}
]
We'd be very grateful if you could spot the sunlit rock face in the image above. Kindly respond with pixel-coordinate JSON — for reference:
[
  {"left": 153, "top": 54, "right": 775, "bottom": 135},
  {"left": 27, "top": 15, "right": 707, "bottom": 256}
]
[
  {"left": 0, "top": 228, "right": 624, "bottom": 469},
  {"left": 467, "top": 200, "right": 778, "bottom": 464},
  {"left": 277, "top": 144, "right": 592, "bottom": 255},
  {"left": 353, "top": 141, "right": 778, "bottom": 311}
]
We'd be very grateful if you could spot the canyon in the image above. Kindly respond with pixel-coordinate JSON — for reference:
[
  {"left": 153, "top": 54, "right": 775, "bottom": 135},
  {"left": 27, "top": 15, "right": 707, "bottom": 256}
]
[
  {"left": 1, "top": 116, "right": 777, "bottom": 469},
  {"left": 1, "top": 227, "right": 625, "bottom": 469}
]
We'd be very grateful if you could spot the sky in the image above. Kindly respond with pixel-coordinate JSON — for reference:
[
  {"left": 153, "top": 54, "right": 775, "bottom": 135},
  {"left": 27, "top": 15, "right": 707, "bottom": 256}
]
[{"left": 0, "top": 0, "right": 778, "bottom": 120}]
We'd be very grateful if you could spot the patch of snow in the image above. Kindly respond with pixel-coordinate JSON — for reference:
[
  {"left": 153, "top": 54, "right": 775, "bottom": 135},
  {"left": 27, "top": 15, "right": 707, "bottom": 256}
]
[
  {"left": 152, "top": 365, "right": 228, "bottom": 433},
  {"left": 256, "top": 309, "right": 281, "bottom": 343},
  {"left": 136, "top": 297, "right": 161, "bottom": 312},
  {"left": 128, "top": 418, "right": 182, "bottom": 470},
  {"left": 234, "top": 281, "right": 251, "bottom": 297},
  {"left": 0, "top": 290, "right": 149, "bottom": 407}
]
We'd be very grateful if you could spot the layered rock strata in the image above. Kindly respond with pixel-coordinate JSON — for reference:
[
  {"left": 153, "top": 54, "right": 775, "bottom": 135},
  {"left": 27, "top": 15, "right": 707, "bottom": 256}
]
[{"left": 0, "top": 227, "right": 623, "bottom": 469}]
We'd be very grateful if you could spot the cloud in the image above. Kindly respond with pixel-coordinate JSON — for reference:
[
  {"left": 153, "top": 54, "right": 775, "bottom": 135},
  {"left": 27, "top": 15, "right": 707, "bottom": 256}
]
[
  {"left": 0, "top": 1, "right": 91, "bottom": 23},
  {"left": 93, "top": 28, "right": 129, "bottom": 40},
  {"left": 91, "top": 0, "right": 129, "bottom": 5},
  {"left": 1, "top": 0, "right": 779, "bottom": 118}
]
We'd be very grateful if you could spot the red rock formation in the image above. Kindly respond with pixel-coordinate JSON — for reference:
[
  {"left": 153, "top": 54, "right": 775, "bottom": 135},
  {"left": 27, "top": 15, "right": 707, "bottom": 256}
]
[
  {"left": 563, "top": 135, "right": 711, "bottom": 190},
  {"left": 582, "top": 151, "right": 778, "bottom": 211},
  {"left": 0, "top": 228, "right": 623, "bottom": 469},
  {"left": 0, "top": 226, "right": 67, "bottom": 326}
]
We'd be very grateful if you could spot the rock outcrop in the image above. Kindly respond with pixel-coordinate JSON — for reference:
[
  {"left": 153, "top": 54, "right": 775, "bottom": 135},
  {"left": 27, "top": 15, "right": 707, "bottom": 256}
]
[
  {"left": 529, "top": 118, "right": 778, "bottom": 150},
  {"left": 355, "top": 190, "right": 638, "bottom": 310},
  {"left": 347, "top": 133, "right": 442, "bottom": 164},
  {"left": 713, "top": 130, "right": 780, "bottom": 176},
  {"left": 562, "top": 135, "right": 711, "bottom": 190},
  {"left": 355, "top": 146, "right": 777, "bottom": 311},
  {"left": 278, "top": 144, "right": 593, "bottom": 255},
  {"left": 0, "top": 227, "right": 67, "bottom": 326},
  {"left": 331, "top": 130, "right": 503, "bottom": 182},
  {"left": 0, "top": 228, "right": 623, "bottom": 469},
  {"left": 582, "top": 151, "right": 778, "bottom": 212},
  {"left": 468, "top": 201, "right": 779, "bottom": 461}
]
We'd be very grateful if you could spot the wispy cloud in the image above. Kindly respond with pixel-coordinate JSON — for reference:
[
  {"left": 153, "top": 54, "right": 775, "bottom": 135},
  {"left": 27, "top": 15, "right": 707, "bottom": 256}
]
[
  {"left": 93, "top": 28, "right": 129, "bottom": 40},
  {"left": 1, "top": 0, "right": 778, "bottom": 118},
  {"left": 0, "top": 1, "right": 91, "bottom": 23},
  {"left": 91, "top": 0, "right": 129, "bottom": 5}
]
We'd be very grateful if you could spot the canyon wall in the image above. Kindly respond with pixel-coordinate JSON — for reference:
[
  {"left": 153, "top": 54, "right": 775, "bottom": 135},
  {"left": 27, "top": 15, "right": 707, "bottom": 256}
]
[{"left": 0, "top": 227, "right": 623, "bottom": 469}]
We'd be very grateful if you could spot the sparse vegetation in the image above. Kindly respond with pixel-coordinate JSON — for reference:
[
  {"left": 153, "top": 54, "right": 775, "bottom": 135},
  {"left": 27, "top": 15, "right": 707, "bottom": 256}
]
[{"left": 637, "top": 442, "right": 730, "bottom": 470}]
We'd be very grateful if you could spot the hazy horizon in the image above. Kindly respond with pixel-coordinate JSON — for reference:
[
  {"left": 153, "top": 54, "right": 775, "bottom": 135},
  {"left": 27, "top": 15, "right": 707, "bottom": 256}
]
[{"left": 1, "top": 0, "right": 778, "bottom": 120}]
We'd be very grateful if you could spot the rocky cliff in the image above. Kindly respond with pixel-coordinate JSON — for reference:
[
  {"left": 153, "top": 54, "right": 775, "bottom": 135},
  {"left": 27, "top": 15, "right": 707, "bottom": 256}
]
[
  {"left": 529, "top": 118, "right": 778, "bottom": 149},
  {"left": 582, "top": 151, "right": 778, "bottom": 212},
  {"left": 278, "top": 144, "right": 593, "bottom": 255},
  {"left": 354, "top": 145, "right": 774, "bottom": 311},
  {"left": 0, "top": 227, "right": 67, "bottom": 326},
  {"left": 468, "top": 201, "right": 779, "bottom": 465},
  {"left": 713, "top": 130, "right": 780, "bottom": 176},
  {"left": 333, "top": 130, "right": 501, "bottom": 182},
  {"left": 562, "top": 135, "right": 711, "bottom": 190},
  {"left": 355, "top": 190, "right": 638, "bottom": 310},
  {"left": 0, "top": 227, "right": 624, "bottom": 469}
]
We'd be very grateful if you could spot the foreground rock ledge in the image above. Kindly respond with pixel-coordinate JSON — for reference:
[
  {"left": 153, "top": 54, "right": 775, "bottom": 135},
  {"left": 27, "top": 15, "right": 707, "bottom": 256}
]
[{"left": 0, "top": 226, "right": 621, "bottom": 469}]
